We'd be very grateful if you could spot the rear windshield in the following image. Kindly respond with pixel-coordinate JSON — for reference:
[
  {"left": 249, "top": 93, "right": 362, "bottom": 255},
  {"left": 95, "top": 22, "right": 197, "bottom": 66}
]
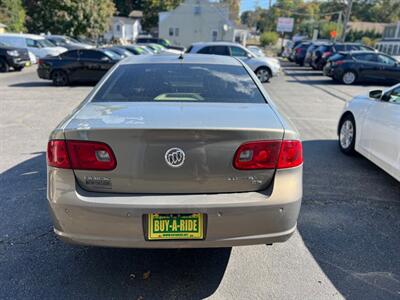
[{"left": 92, "top": 64, "right": 266, "bottom": 104}]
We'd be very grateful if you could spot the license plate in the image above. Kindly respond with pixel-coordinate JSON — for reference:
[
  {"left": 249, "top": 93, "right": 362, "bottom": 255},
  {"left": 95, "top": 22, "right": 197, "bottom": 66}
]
[{"left": 147, "top": 213, "right": 204, "bottom": 240}]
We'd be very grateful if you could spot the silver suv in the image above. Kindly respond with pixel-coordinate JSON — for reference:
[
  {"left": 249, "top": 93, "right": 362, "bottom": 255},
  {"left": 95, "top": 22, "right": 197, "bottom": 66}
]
[{"left": 187, "top": 42, "right": 281, "bottom": 82}]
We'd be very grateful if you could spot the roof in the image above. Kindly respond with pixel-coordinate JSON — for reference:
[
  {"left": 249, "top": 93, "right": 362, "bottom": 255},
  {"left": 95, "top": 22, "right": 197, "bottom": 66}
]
[
  {"left": 128, "top": 10, "right": 143, "bottom": 18},
  {"left": 121, "top": 54, "right": 242, "bottom": 66},
  {"left": 190, "top": 41, "right": 243, "bottom": 47},
  {"left": 0, "top": 33, "right": 45, "bottom": 40},
  {"left": 339, "top": 50, "right": 377, "bottom": 55}
]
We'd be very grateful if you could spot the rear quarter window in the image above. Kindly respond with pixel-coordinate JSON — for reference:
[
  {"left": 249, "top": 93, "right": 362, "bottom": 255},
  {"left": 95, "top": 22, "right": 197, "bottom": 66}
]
[
  {"left": 92, "top": 63, "right": 266, "bottom": 104},
  {"left": 329, "top": 53, "right": 345, "bottom": 61}
]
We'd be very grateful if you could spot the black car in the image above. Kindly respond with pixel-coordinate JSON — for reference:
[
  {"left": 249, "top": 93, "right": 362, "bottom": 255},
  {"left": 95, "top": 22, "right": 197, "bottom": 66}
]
[
  {"left": 0, "top": 41, "right": 30, "bottom": 72},
  {"left": 37, "top": 49, "right": 121, "bottom": 86},
  {"left": 323, "top": 51, "right": 400, "bottom": 85},
  {"left": 313, "top": 43, "right": 375, "bottom": 70},
  {"left": 293, "top": 42, "right": 311, "bottom": 66}
]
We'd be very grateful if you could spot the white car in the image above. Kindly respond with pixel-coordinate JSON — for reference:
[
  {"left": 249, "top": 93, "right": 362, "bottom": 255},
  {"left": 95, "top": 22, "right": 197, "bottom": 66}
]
[
  {"left": 187, "top": 42, "right": 281, "bottom": 82},
  {"left": 338, "top": 84, "right": 400, "bottom": 181},
  {"left": 0, "top": 33, "right": 67, "bottom": 58}
]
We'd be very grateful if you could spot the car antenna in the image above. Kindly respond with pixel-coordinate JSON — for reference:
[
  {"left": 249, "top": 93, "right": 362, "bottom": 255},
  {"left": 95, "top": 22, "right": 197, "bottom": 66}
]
[{"left": 178, "top": 52, "right": 184, "bottom": 60}]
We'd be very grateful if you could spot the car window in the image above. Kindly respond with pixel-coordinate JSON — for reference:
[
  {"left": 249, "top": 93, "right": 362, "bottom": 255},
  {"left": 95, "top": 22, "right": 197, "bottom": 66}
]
[
  {"left": 198, "top": 46, "right": 229, "bottom": 56},
  {"left": 230, "top": 46, "right": 247, "bottom": 57},
  {"left": 353, "top": 53, "right": 377, "bottom": 62},
  {"left": 79, "top": 50, "right": 106, "bottom": 60},
  {"left": 92, "top": 63, "right": 266, "bottom": 104},
  {"left": 26, "top": 38, "right": 40, "bottom": 48},
  {"left": 103, "top": 50, "right": 120, "bottom": 60},
  {"left": 385, "top": 86, "right": 400, "bottom": 104},
  {"left": 377, "top": 54, "right": 397, "bottom": 66},
  {"left": 61, "top": 50, "right": 79, "bottom": 59}
]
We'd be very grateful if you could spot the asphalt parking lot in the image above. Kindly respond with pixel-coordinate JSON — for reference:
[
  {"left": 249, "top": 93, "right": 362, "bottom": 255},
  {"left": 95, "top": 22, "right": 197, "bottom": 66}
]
[{"left": 1, "top": 62, "right": 399, "bottom": 299}]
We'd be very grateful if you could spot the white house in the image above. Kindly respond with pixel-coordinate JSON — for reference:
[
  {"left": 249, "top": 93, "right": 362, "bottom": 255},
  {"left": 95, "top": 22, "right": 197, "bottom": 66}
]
[
  {"left": 158, "top": 0, "right": 247, "bottom": 47},
  {"left": 104, "top": 11, "right": 142, "bottom": 43}
]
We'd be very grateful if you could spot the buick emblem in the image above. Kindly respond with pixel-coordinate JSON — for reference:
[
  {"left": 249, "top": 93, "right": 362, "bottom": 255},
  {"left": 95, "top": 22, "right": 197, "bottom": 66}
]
[{"left": 165, "top": 147, "right": 185, "bottom": 168}]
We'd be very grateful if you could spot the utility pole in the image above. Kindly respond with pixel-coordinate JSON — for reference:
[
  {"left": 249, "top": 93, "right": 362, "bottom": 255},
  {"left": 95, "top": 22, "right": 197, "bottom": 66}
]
[{"left": 341, "top": 0, "right": 353, "bottom": 42}]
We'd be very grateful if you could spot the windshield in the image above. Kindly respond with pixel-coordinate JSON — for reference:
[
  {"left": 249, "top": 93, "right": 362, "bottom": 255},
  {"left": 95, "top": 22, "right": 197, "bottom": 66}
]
[
  {"left": 65, "top": 36, "right": 79, "bottom": 43},
  {"left": 92, "top": 64, "right": 266, "bottom": 104},
  {"left": 103, "top": 50, "right": 121, "bottom": 60},
  {"left": 38, "top": 39, "right": 56, "bottom": 47}
]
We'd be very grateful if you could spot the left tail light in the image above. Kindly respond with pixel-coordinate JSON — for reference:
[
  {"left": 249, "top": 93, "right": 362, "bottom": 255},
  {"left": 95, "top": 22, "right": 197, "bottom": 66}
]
[{"left": 47, "top": 140, "right": 116, "bottom": 170}]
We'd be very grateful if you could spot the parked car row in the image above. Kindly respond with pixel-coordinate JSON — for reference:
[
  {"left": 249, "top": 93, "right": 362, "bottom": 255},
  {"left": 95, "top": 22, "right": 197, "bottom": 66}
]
[
  {"left": 0, "top": 33, "right": 184, "bottom": 73},
  {"left": 288, "top": 39, "right": 400, "bottom": 85},
  {"left": 36, "top": 41, "right": 280, "bottom": 86}
]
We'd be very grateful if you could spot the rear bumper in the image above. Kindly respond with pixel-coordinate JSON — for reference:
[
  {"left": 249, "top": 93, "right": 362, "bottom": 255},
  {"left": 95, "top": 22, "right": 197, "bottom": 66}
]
[{"left": 47, "top": 166, "right": 302, "bottom": 248}]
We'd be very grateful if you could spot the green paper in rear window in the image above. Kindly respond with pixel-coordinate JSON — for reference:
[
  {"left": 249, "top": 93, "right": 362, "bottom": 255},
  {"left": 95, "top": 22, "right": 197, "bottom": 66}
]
[{"left": 92, "top": 64, "right": 266, "bottom": 104}]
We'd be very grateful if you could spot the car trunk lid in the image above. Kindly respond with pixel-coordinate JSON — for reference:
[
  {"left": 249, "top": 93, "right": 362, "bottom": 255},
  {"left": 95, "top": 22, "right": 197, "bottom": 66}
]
[{"left": 64, "top": 102, "right": 284, "bottom": 194}]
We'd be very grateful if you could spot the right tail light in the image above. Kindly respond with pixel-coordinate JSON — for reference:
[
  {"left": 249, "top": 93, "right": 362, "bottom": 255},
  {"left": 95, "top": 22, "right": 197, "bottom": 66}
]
[{"left": 233, "top": 140, "right": 303, "bottom": 170}]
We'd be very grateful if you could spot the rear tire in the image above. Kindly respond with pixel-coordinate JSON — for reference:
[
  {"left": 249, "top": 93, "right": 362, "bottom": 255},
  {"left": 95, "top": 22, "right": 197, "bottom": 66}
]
[
  {"left": 339, "top": 114, "right": 356, "bottom": 155},
  {"left": 255, "top": 67, "right": 271, "bottom": 83},
  {"left": 14, "top": 66, "right": 24, "bottom": 72},
  {"left": 342, "top": 71, "right": 357, "bottom": 85},
  {"left": 0, "top": 57, "right": 10, "bottom": 72},
  {"left": 51, "top": 70, "right": 69, "bottom": 86}
]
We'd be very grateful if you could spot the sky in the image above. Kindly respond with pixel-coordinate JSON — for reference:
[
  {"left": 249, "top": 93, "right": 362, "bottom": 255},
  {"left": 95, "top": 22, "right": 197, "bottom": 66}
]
[{"left": 240, "top": 0, "right": 273, "bottom": 13}]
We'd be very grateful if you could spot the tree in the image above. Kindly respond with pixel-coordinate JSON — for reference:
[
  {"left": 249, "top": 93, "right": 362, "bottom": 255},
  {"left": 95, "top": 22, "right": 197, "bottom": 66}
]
[
  {"left": 0, "top": 0, "right": 26, "bottom": 32},
  {"left": 24, "top": 0, "right": 115, "bottom": 38},
  {"left": 260, "top": 31, "right": 278, "bottom": 46}
]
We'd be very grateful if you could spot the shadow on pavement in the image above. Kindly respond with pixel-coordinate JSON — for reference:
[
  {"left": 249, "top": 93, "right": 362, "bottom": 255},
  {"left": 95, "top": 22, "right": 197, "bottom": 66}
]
[
  {"left": 299, "top": 140, "right": 400, "bottom": 300},
  {"left": 9, "top": 82, "right": 96, "bottom": 88},
  {"left": 283, "top": 71, "right": 324, "bottom": 77},
  {"left": 8, "top": 81, "right": 54, "bottom": 87},
  {"left": 0, "top": 153, "right": 230, "bottom": 299}
]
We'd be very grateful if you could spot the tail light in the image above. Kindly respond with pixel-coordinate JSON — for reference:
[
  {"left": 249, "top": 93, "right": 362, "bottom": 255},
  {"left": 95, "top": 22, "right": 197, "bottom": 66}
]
[
  {"left": 333, "top": 60, "right": 345, "bottom": 66},
  {"left": 233, "top": 140, "right": 303, "bottom": 170},
  {"left": 322, "top": 51, "right": 332, "bottom": 58},
  {"left": 47, "top": 140, "right": 116, "bottom": 170},
  {"left": 38, "top": 59, "right": 44, "bottom": 65},
  {"left": 295, "top": 48, "right": 301, "bottom": 54}
]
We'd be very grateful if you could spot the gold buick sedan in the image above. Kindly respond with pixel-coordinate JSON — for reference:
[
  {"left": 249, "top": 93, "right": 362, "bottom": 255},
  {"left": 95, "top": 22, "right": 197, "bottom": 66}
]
[{"left": 46, "top": 54, "right": 303, "bottom": 248}]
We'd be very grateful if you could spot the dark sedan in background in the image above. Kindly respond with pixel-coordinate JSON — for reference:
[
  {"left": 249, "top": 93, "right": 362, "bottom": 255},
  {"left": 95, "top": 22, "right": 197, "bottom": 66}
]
[
  {"left": 293, "top": 41, "right": 311, "bottom": 66},
  {"left": 37, "top": 49, "right": 121, "bottom": 86},
  {"left": 0, "top": 41, "right": 30, "bottom": 72},
  {"left": 324, "top": 51, "right": 400, "bottom": 85}
]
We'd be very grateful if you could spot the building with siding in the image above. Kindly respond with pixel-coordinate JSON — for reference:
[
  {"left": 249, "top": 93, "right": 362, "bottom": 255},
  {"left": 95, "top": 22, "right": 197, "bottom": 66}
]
[{"left": 158, "top": 0, "right": 247, "bottom": 47}]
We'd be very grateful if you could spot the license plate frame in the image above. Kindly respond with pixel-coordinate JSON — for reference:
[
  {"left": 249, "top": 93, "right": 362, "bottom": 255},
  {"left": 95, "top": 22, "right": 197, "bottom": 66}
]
[{"left": 146, "top": 213, "right": 205, "bottom": 241}]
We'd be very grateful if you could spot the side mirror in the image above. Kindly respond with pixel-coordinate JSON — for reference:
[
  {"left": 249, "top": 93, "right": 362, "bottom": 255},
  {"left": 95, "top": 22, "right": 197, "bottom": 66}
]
[
  {"left": 369, "top": 90, "right": 382, "bottom": 100},
  {"left": 101, "top": 56, "right": 111, "bottom": 62},
  {"left": 246, "top": 53, "right": 253, "bottom": 58}
]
